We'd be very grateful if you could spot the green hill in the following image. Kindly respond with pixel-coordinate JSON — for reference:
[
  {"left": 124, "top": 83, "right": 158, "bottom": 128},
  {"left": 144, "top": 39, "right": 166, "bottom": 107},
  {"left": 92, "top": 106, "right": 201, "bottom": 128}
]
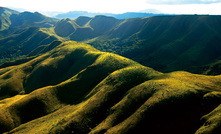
[
  {"left": 54, "top": 15, "right": 122, "bottom": 41},
  {"left": 0, "top": 7, "right": 19, "bottom": 31},
  {"left": 9, "top": 11, "right": 58, "bottom": 29},
  {"left": 0, "top": 41, "right": 221, "bottom": 134},
  {"left": 87, "top": 15, "right": 121, "bottom": 35},
  {"left": 54, "top": 18, "right": 79, "bottom": 37},
  {"left": 74, "top": 16, "right": 91, "bottom": 26}
]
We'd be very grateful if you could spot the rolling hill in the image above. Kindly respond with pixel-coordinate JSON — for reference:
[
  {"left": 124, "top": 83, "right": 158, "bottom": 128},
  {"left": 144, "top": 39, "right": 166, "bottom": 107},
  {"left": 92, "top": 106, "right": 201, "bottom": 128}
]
[{"left": 0, "top": 41, "right": 221, "bottom": 134}]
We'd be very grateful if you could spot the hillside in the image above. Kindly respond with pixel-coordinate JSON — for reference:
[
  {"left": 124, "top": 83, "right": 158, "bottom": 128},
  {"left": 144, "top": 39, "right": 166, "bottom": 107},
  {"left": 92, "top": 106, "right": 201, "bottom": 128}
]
[
  {"left": 86, "top": 15, "right": 221, "bottom": 73},
  {"left": 0, "top": 26, "right": 59, "bottom": 64},
  {"left": 0, "top": 41, "right": 221, "bottom": 134},
  {"left": 187, "top": 60, "right": 221, "bottom": 75}
]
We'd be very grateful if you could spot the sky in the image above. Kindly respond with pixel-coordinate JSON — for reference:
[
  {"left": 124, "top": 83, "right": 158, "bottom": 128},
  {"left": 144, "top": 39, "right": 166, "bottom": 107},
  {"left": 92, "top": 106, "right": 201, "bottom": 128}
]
[{"left": 1, "top": 0, "right": 221, "bottom": 16}]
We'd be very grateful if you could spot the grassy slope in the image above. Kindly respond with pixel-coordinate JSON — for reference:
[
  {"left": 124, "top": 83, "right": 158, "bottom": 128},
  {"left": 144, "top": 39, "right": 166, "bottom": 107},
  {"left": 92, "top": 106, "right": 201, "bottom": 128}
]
[{"left": 0, "top": 41, "right": 221, "bottom": 133}]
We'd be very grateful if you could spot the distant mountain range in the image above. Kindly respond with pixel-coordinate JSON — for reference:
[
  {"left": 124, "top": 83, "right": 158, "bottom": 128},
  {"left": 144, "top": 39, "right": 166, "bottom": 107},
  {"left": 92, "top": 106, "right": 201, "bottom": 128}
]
[{"left": 55, "top": 11, "right": 167, "bottom": 19}]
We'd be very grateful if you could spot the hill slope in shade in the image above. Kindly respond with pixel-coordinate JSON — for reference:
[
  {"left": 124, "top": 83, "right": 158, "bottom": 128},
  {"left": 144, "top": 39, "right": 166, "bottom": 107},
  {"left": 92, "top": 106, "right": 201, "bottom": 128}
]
[
  {"left": 0, "top": 26, "right": 60, "bottom": 64},
  {"left": 0, "top": 41, "right": 221, "bottom": 133},
  {"left": 187, "top": 60, "right": 221, "bottom": 75},
  {"left": 87, "top": 15, "right": 221, "bottom": 73}
]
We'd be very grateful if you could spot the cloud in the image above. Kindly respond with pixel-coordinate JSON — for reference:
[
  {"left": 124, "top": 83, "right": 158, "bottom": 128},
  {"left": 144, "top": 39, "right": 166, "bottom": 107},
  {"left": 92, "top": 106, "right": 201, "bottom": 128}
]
[
  {"left": 150, "top": 2, "right": 221, "bottom": 15},
  {"left": 1, "top": 0, "right": 221, "bottom": 15},
  {"left": 145, "top": 0, "right": 221, "bottom": 4}
]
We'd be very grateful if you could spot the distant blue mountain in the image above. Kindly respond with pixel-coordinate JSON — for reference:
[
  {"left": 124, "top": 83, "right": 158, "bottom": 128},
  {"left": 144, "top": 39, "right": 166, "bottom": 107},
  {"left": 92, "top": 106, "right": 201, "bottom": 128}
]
[
  {"left": 112, "top": 12, "right": 166, "bottom": 19},
  {"left": 55, "top": 11, "right": 167, "bottom": 19}
]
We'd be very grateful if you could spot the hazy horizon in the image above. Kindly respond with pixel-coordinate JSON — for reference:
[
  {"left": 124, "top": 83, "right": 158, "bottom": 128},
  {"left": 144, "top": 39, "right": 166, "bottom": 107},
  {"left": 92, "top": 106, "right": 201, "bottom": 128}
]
[{"left": 1, "top": 0, "right": 221, "bottom": 16}]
